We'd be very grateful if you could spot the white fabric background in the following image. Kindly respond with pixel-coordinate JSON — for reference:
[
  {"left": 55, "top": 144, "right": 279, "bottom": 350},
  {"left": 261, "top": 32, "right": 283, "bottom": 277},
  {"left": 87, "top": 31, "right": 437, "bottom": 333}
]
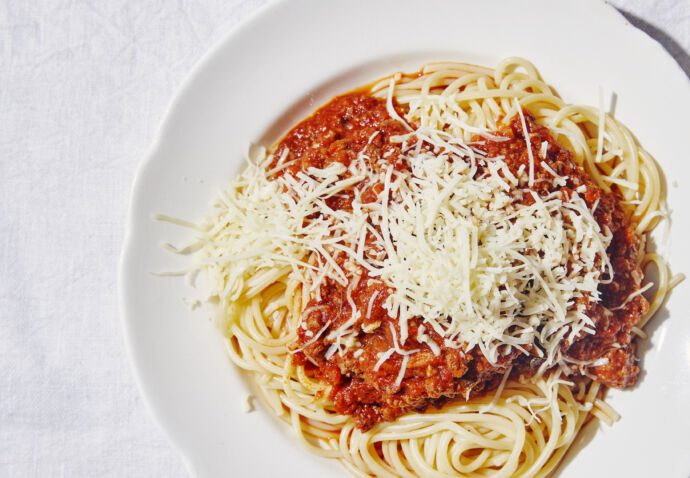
[{"left": 0, "top": 1, "right": 687, "bottom": 477}]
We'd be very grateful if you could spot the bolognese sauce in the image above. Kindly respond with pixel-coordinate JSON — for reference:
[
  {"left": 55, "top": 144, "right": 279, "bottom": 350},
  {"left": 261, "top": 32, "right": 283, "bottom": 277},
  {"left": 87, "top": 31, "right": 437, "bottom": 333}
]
[{"left": 279, "top": 92, "right": 648, "bottom": 431}]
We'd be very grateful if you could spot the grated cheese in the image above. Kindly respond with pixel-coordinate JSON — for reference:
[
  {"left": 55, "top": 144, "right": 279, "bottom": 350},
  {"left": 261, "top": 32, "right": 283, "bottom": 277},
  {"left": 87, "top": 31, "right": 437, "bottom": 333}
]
[
  {"left": 366, "top": 290, "right": 380, "bottom": 319},
  {"left": 394, "top": 355, "right": 409, "bottom": 389},
  {"left": 515, "top": 99, "right": 535, "bottom": 187}
]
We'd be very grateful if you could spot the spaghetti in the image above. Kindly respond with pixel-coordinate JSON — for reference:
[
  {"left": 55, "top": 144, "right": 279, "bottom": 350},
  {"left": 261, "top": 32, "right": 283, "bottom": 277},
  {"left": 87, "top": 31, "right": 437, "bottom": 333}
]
[{"left": 171, "top": 58, "right": 682, "bottom": 477}]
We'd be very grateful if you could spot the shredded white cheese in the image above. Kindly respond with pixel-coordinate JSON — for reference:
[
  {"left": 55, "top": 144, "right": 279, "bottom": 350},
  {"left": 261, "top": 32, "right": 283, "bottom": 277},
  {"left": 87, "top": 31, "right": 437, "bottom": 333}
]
[{"left": 394, "top": 355, "right": 410, "bottom": 389}]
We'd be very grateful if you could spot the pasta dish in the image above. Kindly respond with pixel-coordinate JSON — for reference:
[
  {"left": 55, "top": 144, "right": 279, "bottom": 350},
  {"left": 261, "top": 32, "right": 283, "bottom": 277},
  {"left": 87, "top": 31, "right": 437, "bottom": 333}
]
[{"left": 165, "top": 58, "right": 681, "bottom": 477}]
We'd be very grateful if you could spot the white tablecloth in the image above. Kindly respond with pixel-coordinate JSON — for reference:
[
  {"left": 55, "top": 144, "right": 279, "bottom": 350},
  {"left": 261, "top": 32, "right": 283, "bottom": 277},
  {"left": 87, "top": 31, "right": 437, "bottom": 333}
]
[{"left": 1, "top": 1, "right": 687, "bottom": 476}]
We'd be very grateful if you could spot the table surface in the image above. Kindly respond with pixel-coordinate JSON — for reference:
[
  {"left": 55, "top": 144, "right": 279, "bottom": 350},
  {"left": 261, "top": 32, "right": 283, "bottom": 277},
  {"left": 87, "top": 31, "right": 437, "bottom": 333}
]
[{"left": 1, "top": 1, "right": 688, "bottom": 476}]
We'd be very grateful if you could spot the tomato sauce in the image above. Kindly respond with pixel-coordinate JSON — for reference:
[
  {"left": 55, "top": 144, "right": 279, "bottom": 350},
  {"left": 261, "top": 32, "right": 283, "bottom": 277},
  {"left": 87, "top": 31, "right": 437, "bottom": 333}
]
[{"left": 281, "top": 93, "right": 647, "bottom": 431}]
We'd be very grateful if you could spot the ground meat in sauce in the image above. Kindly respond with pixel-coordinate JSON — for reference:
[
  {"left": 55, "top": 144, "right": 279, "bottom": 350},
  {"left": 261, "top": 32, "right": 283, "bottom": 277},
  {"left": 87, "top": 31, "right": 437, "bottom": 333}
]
[{"left": 282, "top": 92, "right": 648, "bottom": 431}]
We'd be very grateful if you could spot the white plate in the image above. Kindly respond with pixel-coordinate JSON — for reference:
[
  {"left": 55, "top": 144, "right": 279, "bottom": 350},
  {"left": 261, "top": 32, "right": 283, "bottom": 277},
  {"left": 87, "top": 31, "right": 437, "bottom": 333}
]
[{"left": 119, "top": 0, "right": 690, "bottom": 476}]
